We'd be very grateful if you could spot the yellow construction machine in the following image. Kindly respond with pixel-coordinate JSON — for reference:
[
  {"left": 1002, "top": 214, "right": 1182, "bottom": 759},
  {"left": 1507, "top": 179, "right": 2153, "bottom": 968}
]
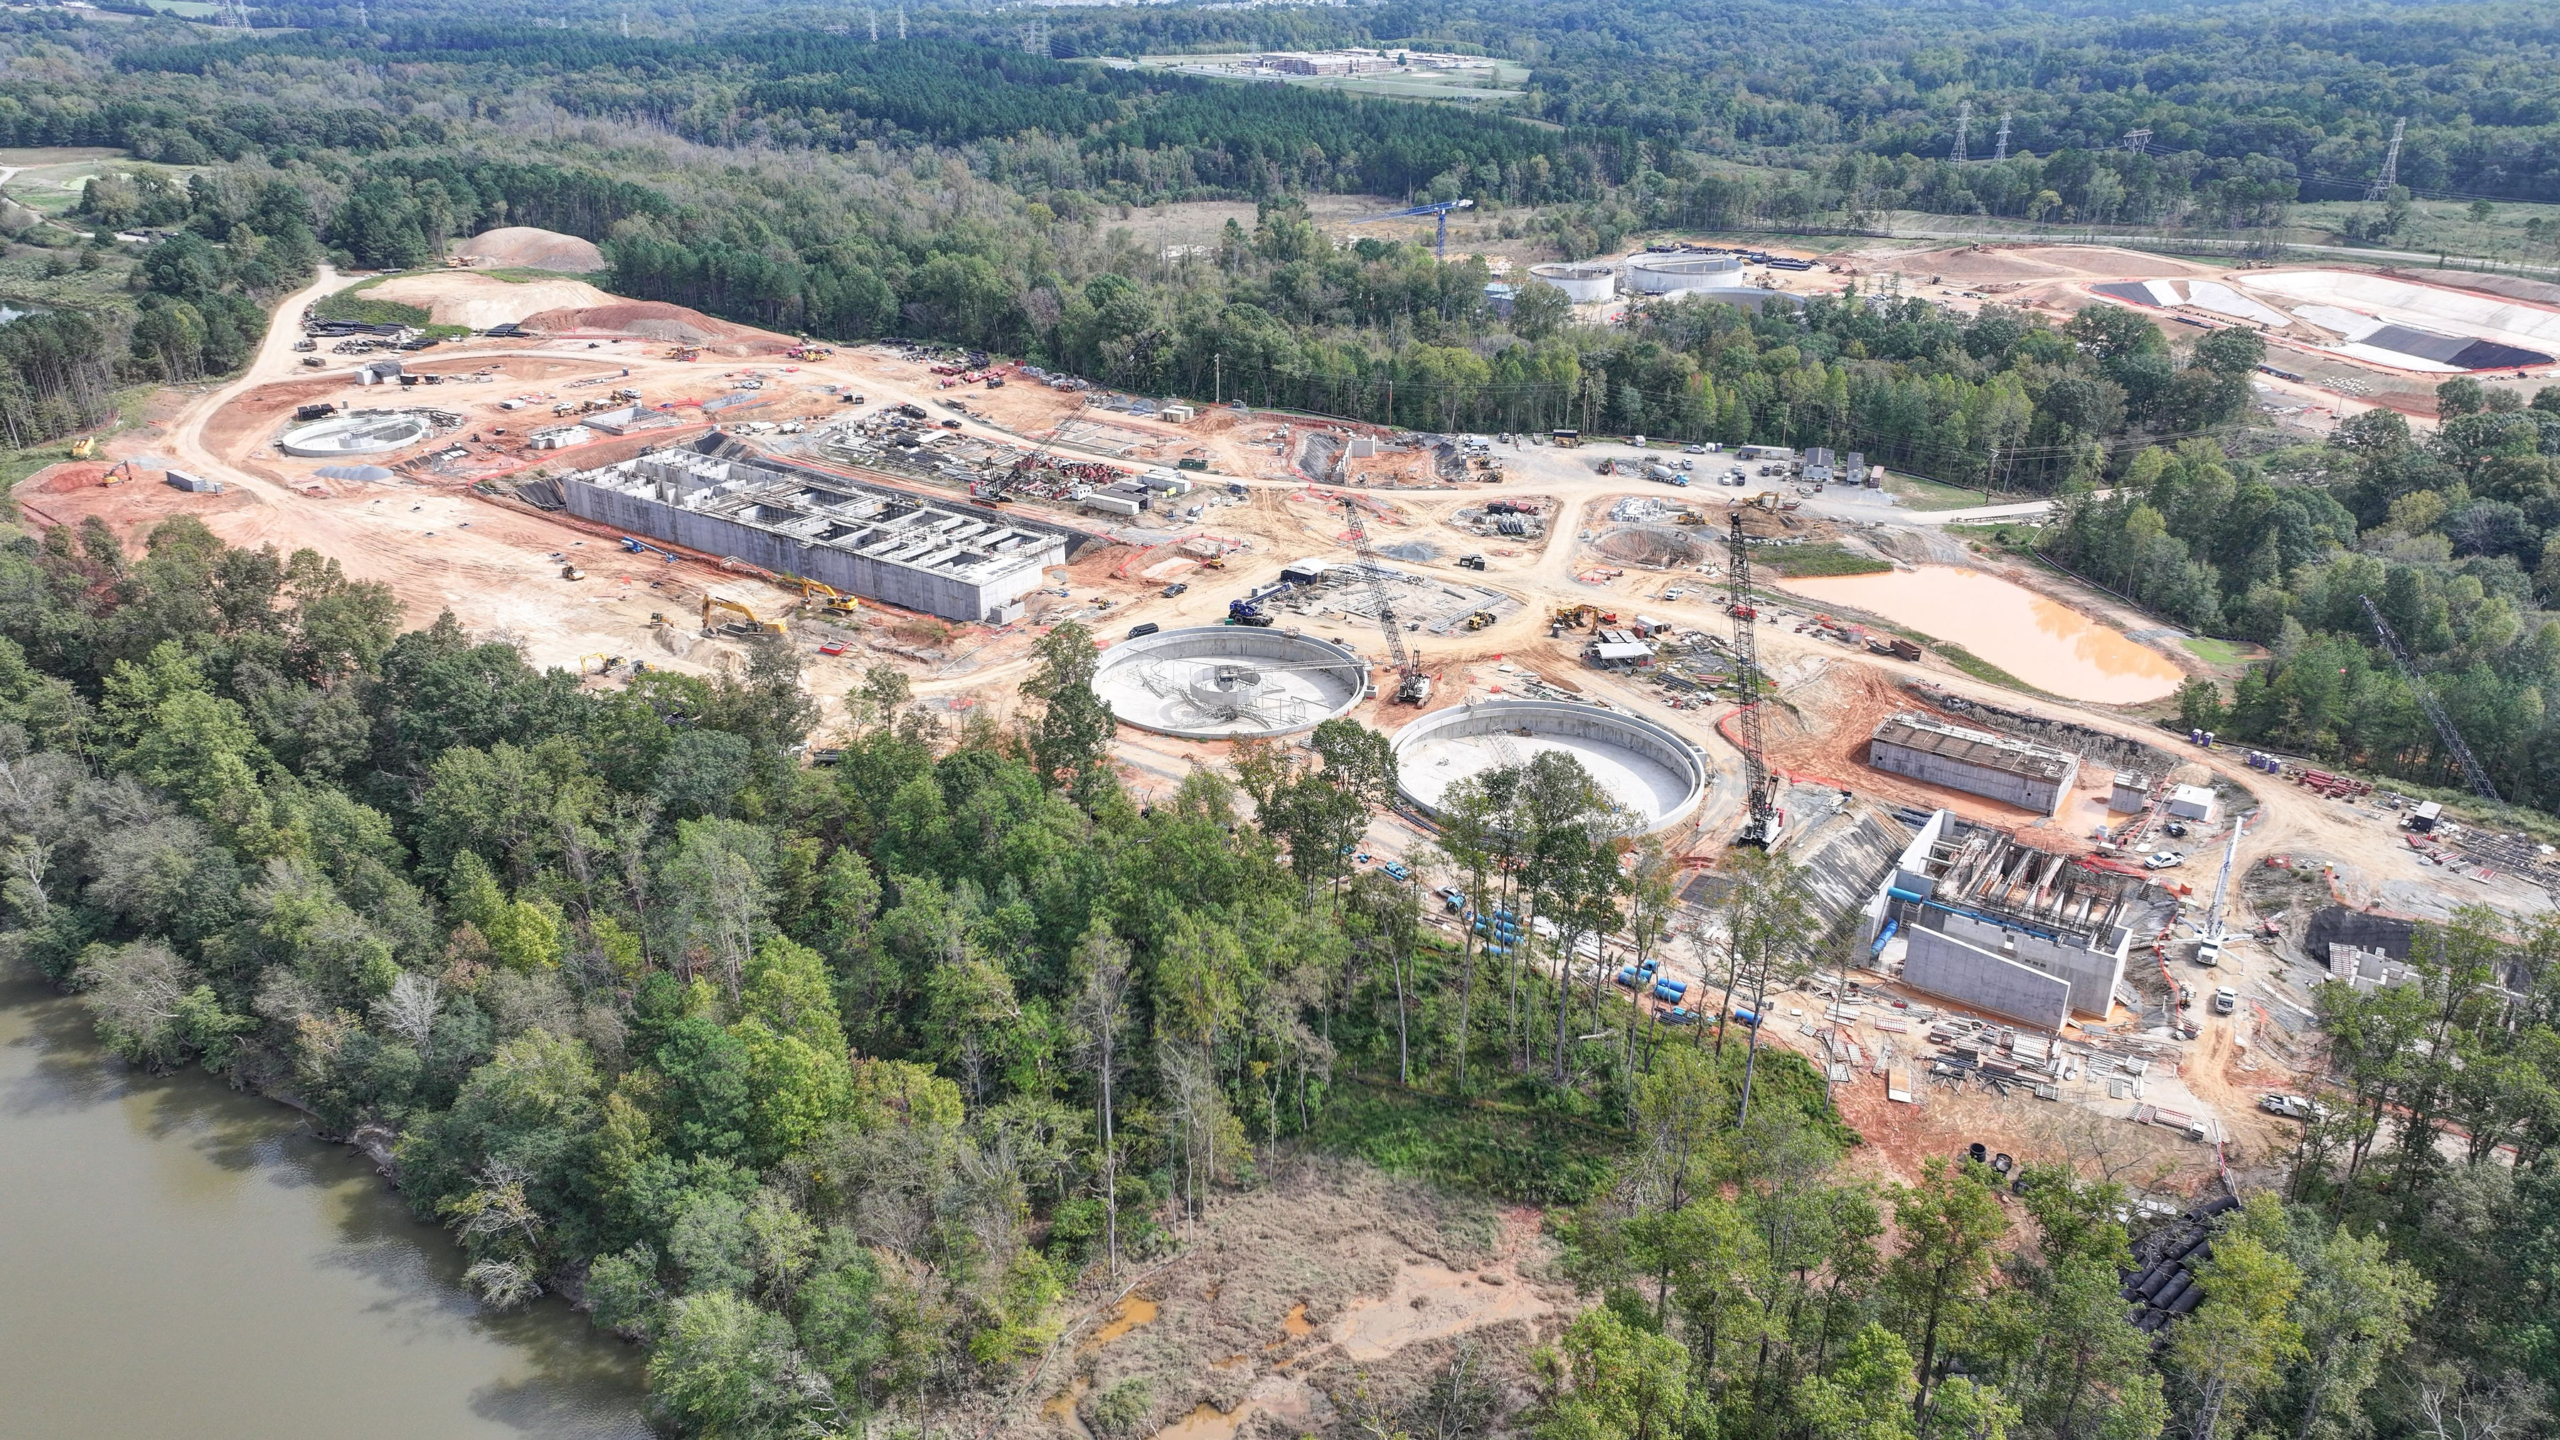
[
  {"left": 795, "top": 577, "right": 861, "bottom": 619},
  {"left": 1463, "top": 610, "right": 1497, "bottom": 631},
  {"left": 702, "top": 594, "right": 786, "bottom": 636},
  {"left": 68, "top": 436, "right": 96, "bottom": 460},
  {"left": 1552, "top": 603, "right": 1599, "bottom": 629}
]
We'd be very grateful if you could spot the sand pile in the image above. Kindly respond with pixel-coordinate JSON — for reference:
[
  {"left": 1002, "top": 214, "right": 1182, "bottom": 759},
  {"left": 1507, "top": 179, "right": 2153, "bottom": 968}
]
[
  {"left": 366, "top": 273, "right": 614, "bottom": 329},
  {"left": 455, "top": 226, "right": 606, "bottom": 273}
]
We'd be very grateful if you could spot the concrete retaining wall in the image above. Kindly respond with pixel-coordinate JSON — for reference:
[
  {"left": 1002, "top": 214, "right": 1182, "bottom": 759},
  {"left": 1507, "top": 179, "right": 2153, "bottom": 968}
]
[{"left": 1903, "top": 927, "right": 2073, "bottom": 1030}]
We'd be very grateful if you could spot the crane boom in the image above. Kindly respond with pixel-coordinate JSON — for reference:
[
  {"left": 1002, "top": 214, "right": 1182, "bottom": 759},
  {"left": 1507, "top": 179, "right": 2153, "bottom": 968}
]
[
  {"left": 1728, "top": 512, "right": 1781, "bottom": 846},
  {"left": 1348, "top": 198, "right": 1475, "bottom": 261},
  {"left": 2359, "top": 594, "right": 2500, "bottom": 802},
  {"left": 1338, "top": 496, "right": 1430, "bottom": 704}
]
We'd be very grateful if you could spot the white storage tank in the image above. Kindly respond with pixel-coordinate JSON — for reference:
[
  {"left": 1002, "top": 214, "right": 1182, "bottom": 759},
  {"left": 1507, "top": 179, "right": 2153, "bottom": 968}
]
[
  {"left": 1528, "top": 263, "right": 1616, "bottom": 303},
  {"left": 1624, "top": 253, "right": 1745, "bottom": 295}
]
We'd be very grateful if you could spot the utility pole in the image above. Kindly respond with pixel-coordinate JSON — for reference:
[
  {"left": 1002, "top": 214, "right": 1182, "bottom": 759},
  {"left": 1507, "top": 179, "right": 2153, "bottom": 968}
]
[
  {"left": 1992, "top": 111, "right": 2012, "bottom": 163},
  {"left": 1952, "top": 101, "right": 1971, "bottom": 164},
  {"left": 1213, "top": 353, "right": 1223, "bottom": 407},
  {"left": 2366, "top": 117, "right": 2406, "bottom": 201},
  {"left": 866, "top": 5, "right": 877, "bottom": 42},
  {"left": 619, "top": 9, "right": 629, "bottom": 37}
]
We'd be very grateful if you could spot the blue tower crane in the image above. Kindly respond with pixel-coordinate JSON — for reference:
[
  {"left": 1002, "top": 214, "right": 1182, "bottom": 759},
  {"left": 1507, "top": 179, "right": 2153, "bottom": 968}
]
[{"left": 1349, "top": 198, "right": 1476, "bottom": 261}]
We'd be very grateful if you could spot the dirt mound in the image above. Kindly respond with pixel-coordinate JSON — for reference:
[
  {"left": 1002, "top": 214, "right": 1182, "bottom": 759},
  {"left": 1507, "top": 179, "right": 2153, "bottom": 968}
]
[
  {"left": 455, "top": 226, "right": 605, "bottom": 273},
  {"left": 1868, "top": 244, "right": 2217, "bottom": 286},
  {"left": 522, "top": 300, "right": 793, "bottom": 354},
  {"left": 366, "top": 273, "right": 614, "bottom": 329},
  {"left": 1591, "top": 524, "right": 1708, "bottom": 568}
]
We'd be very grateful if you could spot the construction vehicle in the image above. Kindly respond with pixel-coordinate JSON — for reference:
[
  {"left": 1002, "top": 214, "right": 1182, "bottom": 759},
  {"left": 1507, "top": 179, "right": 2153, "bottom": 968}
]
[
  {"left": 1337, "top": 496, "right": 1430, "bottom": 704},
  {"left": 1728, "top": 511, "right": 1782, "bottom": 847},
  {"left": 1226, "top": 597, "right": 1275, "bottom": 627},
  {"left": 1550, "top": 429, "right": 1581, "bottom": 448},
  {"left": 620, "top": 535, "right": 682, "bottom": 563},
  {"left": 68, "top": 436, "right": 97, "bottom": 460},
  {"left": 795, "top": 577, "right": 861, "bottom": 618},
  {"left": 302, "top": 356, "right": 327, "bottom": 368},
  {"left": 1554, "top": 603, "right": 1599, "bottom": 629},
  {"left": 784, "top": 343, "right": 835, "bottom": 361},
  {"left": 1457, "top": 553, "right": 1488, "bottom": 571},
  {"left": 561, "top": 564, "right": 586, "bottom": 581},
  {"left": 1463, "top": 610, "right": 1496, "bottom": 631},
  {"left": 702, "top": 594, "right": 785, "bottom": 637},
  {"left": 667, "top": 344, "right": 702, "bottom": 362},
  {"left": 98, "top": 460, "right": 137, "bottom": 487}
]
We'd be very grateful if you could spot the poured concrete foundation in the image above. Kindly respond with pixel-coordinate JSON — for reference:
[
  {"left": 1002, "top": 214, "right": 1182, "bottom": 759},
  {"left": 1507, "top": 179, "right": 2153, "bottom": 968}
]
[
  {"left": 1095, "top": 627, "right": 1370, "bottom": 739},
  {"left": 278, "top": 410, "right": 433, "bottom": 456},
  {"left": 1393, "top": 699, "right": 1710, "bottom": 831},
  {"left": 1625, "top": 254, "right": 1745, "bottom": 294},
  {"left": 1528, "top": 264, "right": 1616, "bottom": 303}
]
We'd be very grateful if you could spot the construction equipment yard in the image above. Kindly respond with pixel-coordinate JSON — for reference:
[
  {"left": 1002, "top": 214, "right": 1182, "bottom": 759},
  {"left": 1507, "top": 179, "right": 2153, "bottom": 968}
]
[{"left": 24, "top": 251, "right": 2554, "bottom": 1189}]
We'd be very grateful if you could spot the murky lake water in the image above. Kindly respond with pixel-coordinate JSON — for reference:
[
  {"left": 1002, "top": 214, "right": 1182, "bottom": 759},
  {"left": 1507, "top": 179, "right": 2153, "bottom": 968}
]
[
  {"left": 1776, "top": 565, "right": 2185, "bottom": 704},
  {"left": 0, "top": 973, "right": 654, "bottom": 1440}
]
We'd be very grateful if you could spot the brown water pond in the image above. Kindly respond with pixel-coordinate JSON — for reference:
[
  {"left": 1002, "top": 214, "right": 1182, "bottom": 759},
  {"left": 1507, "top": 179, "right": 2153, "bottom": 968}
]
[{"left": 1776, "top": 565, "right": 2185, "bottom": 704}]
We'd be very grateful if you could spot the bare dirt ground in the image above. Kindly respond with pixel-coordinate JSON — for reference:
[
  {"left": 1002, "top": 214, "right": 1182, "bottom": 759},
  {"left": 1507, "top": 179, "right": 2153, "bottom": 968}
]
[
  {"left": 993, "top": 1156, "right": 1565, "bottom": 1440},
  {"left": 453, "top": 225, "right": 606, "bottom": 273},
  {"left": 366, "top": 273, "right": 614, "bottom": 328}
]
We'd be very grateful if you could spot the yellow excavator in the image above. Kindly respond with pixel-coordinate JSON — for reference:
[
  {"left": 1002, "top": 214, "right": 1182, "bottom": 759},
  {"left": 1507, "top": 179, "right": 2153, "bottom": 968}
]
[
  {"left": 794, "top": 578, "right": 861, "bottom": 619},
  {"left": 702, "top": 594, "right": 786, "bottom": 636}
]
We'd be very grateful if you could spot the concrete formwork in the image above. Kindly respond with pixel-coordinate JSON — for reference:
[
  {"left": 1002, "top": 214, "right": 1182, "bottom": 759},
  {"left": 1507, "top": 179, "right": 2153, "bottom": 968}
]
[
  {"left": 1094, "top": 627, "right": 1371, "bottom": 739},
  {"left": 1393, "top": 699, "right": 1710, "bottom": 831},
  {"left": 1528, "top": 264, "right": 1616, "bottom": 303}
]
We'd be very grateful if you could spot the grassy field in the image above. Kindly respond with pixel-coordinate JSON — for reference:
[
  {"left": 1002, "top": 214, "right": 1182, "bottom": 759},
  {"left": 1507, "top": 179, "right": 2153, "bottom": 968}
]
[
  {"left": 1768, "top": 543, "right": 1893, "bottom": 578},
  {"left": 1886, "top": 470, "right": 2003, "bottom": 510},
  {"left": 1933, "top": 642, "right": 2059, "bottom": 699},
  {"left": 2184, "top": 636, "right": 2249, "bottom": 666},
  {"left": 0, "top": 241, "right": 139, "bottom": 311}
]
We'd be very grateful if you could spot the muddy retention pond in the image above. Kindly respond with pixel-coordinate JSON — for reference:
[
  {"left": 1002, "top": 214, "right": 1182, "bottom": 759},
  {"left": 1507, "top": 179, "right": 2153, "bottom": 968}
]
[
  {"left": 1776, "top": 565, "right": 2185, "bottom": 704},
  {"left": 0, "top": 973, "right": 652, "bottom": 1439}
]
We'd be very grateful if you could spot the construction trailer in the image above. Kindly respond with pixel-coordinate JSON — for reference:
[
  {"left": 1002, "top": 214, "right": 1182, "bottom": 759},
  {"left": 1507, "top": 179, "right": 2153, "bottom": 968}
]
[
  {"left": 561, "top": 436, "right": 1087, "bottom": 624},
  {"left": 1865, "top": 810, "right": 2143, "bottom": 1032},
  {"left": 1867, "top": 711, "right": 2080, "bottom": 816}
]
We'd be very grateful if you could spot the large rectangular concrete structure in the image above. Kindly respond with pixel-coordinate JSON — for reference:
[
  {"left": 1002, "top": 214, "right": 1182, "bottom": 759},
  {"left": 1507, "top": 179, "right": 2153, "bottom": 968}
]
[
  {"left": 1863, "top": 811, "right": 2140, "bottom": 1032},
  {"left": 561, "top": 440, "right": 1084, "bottom": 623},
  {"left": 1869, "top": 712, "right": 2079, "bottom": 816}
]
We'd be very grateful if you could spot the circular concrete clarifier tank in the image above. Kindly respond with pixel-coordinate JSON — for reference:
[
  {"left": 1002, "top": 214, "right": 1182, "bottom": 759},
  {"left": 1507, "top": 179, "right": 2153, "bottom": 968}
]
[
  {"left": 1095, "top": 626, "right": 1372, "bottom": 739},
  {"left": 1625, "top": 253, "right": 1745, "bottom": 295},
  {"left": 1394, "top": 699, "right": 1711, "bottom": 832},
  {"left": 1528, "top": 263, "right": 1617, "bottom": 303},
  {"left": 278, "top": 409, "right": 434, "bottom": 457}
]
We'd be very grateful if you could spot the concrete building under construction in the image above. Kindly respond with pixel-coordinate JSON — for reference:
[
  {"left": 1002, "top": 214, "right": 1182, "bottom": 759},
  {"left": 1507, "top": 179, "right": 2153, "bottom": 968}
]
[
  {"left": 1868, "top": 712, "right": 2080, "bottom": 816},
  {"left": 560, "top": 438, "right": 1086, "bottom": 623},
  {"left": 1864, "top": 811, "right": 2142, "bottom": 1032}
]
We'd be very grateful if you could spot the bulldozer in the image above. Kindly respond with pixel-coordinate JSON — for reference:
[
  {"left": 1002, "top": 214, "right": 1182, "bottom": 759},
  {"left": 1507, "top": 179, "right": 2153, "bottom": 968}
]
[
  {"left": 1463, "top": 610, "right": 1497, "bottom": 631},
  {"left": 68, "top": 436, "right": 96, "bottom": 460},
  {"left": 702, "top": 594, "right": 786, "bottom": 637}
]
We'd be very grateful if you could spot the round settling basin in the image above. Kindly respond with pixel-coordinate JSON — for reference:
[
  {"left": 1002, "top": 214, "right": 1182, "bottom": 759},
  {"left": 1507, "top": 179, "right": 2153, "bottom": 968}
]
[
  {"left": 1625, "top": 254, "right": 1745, "bottom": 294},
  {"left": 279, "top": 410, "right": 433, "bottom": 457},
  {"left": 1095, "top": 626, "right": 1371, "bottom": 739},
  {"left": 1528, "top": 264, "right": 1617, "bottom": 303},
  {"left": 1394, "top": 699, "right": 1710, "bottom": 832}
]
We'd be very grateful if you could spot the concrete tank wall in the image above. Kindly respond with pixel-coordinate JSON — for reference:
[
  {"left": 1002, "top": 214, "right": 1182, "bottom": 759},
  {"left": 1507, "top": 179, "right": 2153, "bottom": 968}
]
[
  {"left": 1869, "top": 736, "right": 2075, "bottom": 815},
  {"left": 1901, "top": 928, "right": 2074, "bottom": 1031},
  {"left": 1094, "top": 627, "right": 1371, "bottom": 739},
  {"left": 1528, "top": 264, "right": 1616, "bottom": 303},
  {"left": 1625, "top": 254, "right": 1746, "bottom": 295},
  {"left": 1392, "top": 699, "right": 1709, "bottom": 830}
]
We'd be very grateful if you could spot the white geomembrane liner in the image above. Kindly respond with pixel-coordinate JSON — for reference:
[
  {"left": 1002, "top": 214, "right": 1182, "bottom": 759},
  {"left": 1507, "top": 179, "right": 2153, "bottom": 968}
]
[{"left": 2245, "top": 270, "right": 2560, "bottom": 350}]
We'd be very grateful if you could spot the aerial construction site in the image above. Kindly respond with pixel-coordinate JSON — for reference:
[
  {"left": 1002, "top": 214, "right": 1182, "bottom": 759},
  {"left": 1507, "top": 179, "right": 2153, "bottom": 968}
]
[{"left": 30, "top": 228, "right": 2559, "bottom": 1194}]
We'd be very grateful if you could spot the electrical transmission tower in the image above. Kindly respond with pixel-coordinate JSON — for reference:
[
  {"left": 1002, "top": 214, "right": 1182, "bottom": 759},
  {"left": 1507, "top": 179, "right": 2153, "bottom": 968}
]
[
  {"left": 619, "top": 10, "right": 629, "bottom": 37},
  {"left": 1992, "top": 111, "right": 2012, "bottom": 162},
  {"left": 2120, "top": 128, "right": 2152, "bottom": 154},
  {"left": 1020, "top": 16, "right": 1048, "bottom": 54},
  {"left": 2366, "top": 117, "right": 2406, "bottom": 201},
  {"left": 895, "top": 5, "right": 905, "bottom": 39},
  {"left": 1952, "top": 101, "right": 1971, "bottom": 163},
  {"left": 2361, "top": 594, "right": 2501, "bottom": 802},
  {"left": 866, "top": 6, "right": 877, "bottom": 41}
]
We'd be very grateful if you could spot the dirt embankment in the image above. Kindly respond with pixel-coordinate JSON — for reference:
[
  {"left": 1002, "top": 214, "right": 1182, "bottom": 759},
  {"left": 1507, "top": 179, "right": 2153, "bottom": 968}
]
[
  {"left": 524, "top": 300, "right": 795, "bottom": 355},
  {"left": 366, "top": 273, "right": 616, "bottom": 330}
]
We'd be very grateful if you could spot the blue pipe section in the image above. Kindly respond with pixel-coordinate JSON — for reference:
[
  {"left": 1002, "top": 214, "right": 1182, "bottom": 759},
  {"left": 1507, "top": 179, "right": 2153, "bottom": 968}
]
[
  {"left": 1870, "top": 917, "right": 1899, "bottom": 957},
  {"left": 1883, "top": 888, "right": 2063, "bottom": 944}
]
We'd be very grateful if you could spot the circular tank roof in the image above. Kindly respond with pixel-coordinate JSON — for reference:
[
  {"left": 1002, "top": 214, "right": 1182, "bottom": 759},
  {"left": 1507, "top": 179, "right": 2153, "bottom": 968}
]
[
  {"left": 1394, "top": 699, "right": 1711, "bottom": 832},
  {"left": 1094, "top": 626, "right": 1371, "bottom": 739},
  {"left": 279, "top": 410, "right": 433, "bottom": 457},
  {"left": 1529, "top": 264, "right": 1615, "bottom": 279}
]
